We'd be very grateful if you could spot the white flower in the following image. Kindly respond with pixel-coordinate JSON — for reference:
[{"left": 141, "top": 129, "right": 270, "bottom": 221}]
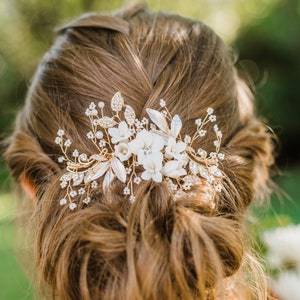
[
  {"left": 57, "top": 129, "right": 65, "bottom": 136},
  {"left": 133, "top": 177, "right": 142, "bottom": 184},
  {"left": 271, "top": 268, "right": 300, "bottom": 300},
  {"left": 58, "top": 156, "right": 65, "bottom": 163},
  {"left": 99, "top": 140, "right": 106, "bottom": 147},
  {"left": 87, "top": 131, "right": 94, "bottom": 139},
  {"left": 89, "top": 102, "right": 96, "bottom": 110},
  {"left": 60, "top": 181, "right": 68, "bottom": 188},
  {"left": 165, "top": 137, "right": 186, "bottom": 159},
  {"left": 69, "top": 202, "right": 77, "bottom": 210},
  {"left": 198, "top": 130, "right": 206, "bottom": 137},
  {"left": 91, "top": 181, "right": 98, "bottom": 188},
  {"left": 129, "top": 195, "right": 136, "bottom": 202},
  {"left": 55, "top": 137, "right": 61, "bottom": 144},
  {"left": 129, "top": 130, "right": 165, "bottom": 163},
  {"left": 141, "top": 117, "right": 148, "bottom": 125},
  {"left": 141, "top": 152, "right": 163, "bottom": 182},
  {"left": 123, "top": 187, "right": 130, "bottom": 195},
  {"left": 262, "top": 225, "right": 300, "bottom": 269},
  {"left": 184, "top": 135, "right": 191, "bottom": 144},
  {"left": 213, "top": 140, "right": 220, "bottom": 148},
  {"left": 195, "top": 119, "right": 202, "bottom": 126},
  {"left": 209, "top": 115, "right": 216, "bottom": 122},
  {"left": 108, "top": 121, "right": 132, "bottom": 144},
  {"left": 72, "top": 150, "right": 79, "bottom": 157},
  {"left": 70, "top": 190, "right": 77, "bottom": 198},
  {"left": 78, "top": 188, "right": 86, "bottom": 195},
  {"left": 114, "top": 143, "right": 132, "bottom": 161},
  {"left": 207, "top": 107, "right": 214, "bottom": 115},
  {"left": 64, "top": 139, "right": 72, "bottom": 147},
  {"left": 60, "top": 198, "right": 67, "bottom": 205},
  {"left": 197, "top": 149, "right": 207, "bottom": 158},
  {"left": 162, "top": 160, "right": 187, "bottom": 179},
  {"left": 159, "top": 99, "right": 166, "bottom": 107},
  {"left": 218, "top": 153, "right": 225, "bottom": 160},
  {"left": 215, "top": 184, "right": 222, "bottom": 192}
]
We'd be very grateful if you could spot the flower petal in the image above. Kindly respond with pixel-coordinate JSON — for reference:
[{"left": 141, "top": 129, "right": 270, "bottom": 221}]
[
  {"left": 128, "top": 138, "right": 143, "bottom": 154},
  {"left": 152, "top": 172, "right": 162, "bottom": 182},
  {"left": 151, "top": 132, "right": 165, "bottom": 151},
  {"left": 141, "top": 170, "right": 152, "bottom": 180}
]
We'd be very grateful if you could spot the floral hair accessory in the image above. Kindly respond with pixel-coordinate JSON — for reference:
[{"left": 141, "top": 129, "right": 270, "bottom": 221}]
[{"left": 55, "top": 92, "right": 225, "bottom": 210}]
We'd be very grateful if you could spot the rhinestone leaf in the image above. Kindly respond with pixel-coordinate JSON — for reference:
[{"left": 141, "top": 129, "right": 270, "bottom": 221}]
[
  {"left": 90, "top": 154, "right": 107, "bottom": 161},
  {"left": 124, "top": 105, "right": 136, "bottom": 125},
  {"left": 111, "top": 91, "right": 124, "bottom": 112},
  {"left": 98, "top": 116, "right": 117, "bottom": 128},
  {"left": 146, "top": 108, "right": 169, "bottom": 133},
  {"left": 189, "top": 160, "right": 199, "bottom": 175},
  {"left": 72, "top": 173, "right": 84, "bottom": 186},
  {"left": 199, "top": 166, "right": 209, "bottom": 179},
  {"left": 209, "top": 165, "right": 222, "bottom": 177}
]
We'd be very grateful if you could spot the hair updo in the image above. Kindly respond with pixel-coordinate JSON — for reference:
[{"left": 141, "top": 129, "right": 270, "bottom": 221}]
[{"left": 5, "top": 3, "right": 274, "bottom": 300}]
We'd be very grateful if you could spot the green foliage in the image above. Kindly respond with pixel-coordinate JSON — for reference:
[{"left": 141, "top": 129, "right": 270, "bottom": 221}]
[{"left": 235, "top": 0, "right": 300, "bottom": 165}]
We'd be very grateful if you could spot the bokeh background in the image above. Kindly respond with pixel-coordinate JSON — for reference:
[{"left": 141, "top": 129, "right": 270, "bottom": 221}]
[{"left": 0, "top": 0, "right": 299, "bottom": 299}]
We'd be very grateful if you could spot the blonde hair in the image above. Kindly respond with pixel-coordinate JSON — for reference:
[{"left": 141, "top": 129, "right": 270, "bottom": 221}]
[{"left": 4, "top": 4, "right": 274, "bottom": 300}]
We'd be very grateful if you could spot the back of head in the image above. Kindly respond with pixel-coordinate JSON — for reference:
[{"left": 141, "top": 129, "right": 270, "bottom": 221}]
[{"left": 5, "top": 4, "right": 274, "bottom": 300}]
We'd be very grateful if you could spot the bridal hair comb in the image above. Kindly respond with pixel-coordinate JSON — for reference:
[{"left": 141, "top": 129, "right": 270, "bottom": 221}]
[{"left": 55, "top": 92, "right": 224, "bottom": 210}]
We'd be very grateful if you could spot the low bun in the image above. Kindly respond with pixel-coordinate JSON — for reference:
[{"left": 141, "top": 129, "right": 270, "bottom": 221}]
[{"left": 35, "top": 178, "right": 244, "bottom": 300}]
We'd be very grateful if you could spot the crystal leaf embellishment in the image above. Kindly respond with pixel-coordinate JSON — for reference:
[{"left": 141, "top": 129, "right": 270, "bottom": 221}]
[
  {"left": 98, "top": 116, "right": 117, "bottom": 128},
  {"left": 111, "top": 91, "right": 124, "bottom": 112},
  {"left": 124, "top": 105, "right": 136, "bottom": 125}
]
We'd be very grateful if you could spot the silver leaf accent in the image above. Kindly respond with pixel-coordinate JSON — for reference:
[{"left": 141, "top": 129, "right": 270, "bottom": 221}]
[
  {"left": 90, "top": 154, "right": 107, "bottom": 161},
  {"left": 72, "top": 173, "right": 84, "bottom": 186},
  {"left": 98, "top": 116, "right": 117, "bottom": 128},
  {"left": 111, "top": 157, "right": 126, "bottom": 183},
  {"left": 199, "top": 165, "right": 209, "bottom": 179},
  {"left": 60, "top": 172, "right": 72, "bottom": 182},
  {"left": 189, "top": 160, "right": 199, "bottom": 175},
  {"left": 146, "top": 108, "right": 169, "bottom": 133},
  {"left": 103, "top": 169, "right": 115, "bottom": 188},
  {"left": 209, "top": 166, "right": 222, "bottom": 177},
  {"left": 170, "top": 114, "right": 182, "bottom": 138},
  {"left": 84, "top": 161, "right": 110, "bottom": 183},
  {"left": 111, "top": 92, "right": 124, "bottom": 112},
  {"left": 124, "top": 105, "right": 136, "bottom": 125}
]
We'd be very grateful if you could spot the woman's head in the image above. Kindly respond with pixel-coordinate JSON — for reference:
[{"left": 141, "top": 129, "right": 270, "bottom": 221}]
[{"left": 5, "top": 4, "right": 274, "bottom": 300}]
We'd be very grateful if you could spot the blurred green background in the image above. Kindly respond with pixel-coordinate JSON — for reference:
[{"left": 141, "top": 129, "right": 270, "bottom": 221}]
[{"left": 1, "top": 0, "right": 299, "bottom": 299}]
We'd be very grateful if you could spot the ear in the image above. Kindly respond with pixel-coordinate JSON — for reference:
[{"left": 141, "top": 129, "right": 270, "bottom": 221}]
[{"left": 20, "top": 174, "right": 37, "bottom": 205}]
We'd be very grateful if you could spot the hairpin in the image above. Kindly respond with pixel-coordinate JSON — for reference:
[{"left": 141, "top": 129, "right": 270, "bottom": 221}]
[{"left": 55, "top": 92, "right": 224, "bottom": 210}]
